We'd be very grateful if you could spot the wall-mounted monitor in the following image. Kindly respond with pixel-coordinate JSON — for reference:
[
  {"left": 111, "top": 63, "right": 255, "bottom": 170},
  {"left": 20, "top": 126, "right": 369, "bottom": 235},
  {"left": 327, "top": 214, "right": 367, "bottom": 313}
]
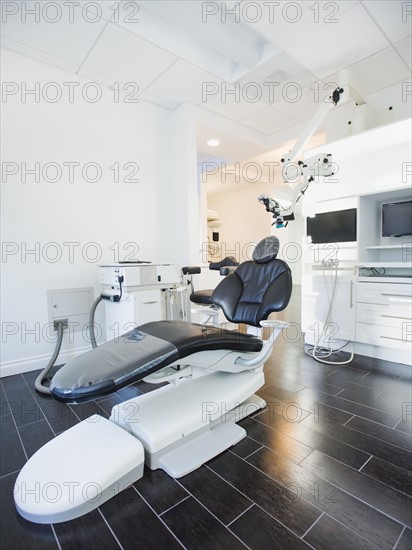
[
  {"left": 306, "top": 208, "right": 357, "bottom": 244},
  {"left": 382, "top": 201, "right": 412, "bottom": 237}
]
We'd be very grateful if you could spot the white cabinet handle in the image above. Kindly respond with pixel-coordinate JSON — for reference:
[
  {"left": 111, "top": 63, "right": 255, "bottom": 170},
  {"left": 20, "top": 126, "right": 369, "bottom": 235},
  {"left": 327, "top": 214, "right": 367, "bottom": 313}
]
[
  {"left": 350, "top": 281, "right": 354, "bottom": 308},
  {"left": 143, "top": 301, "right": 158, "bottom": 305}
]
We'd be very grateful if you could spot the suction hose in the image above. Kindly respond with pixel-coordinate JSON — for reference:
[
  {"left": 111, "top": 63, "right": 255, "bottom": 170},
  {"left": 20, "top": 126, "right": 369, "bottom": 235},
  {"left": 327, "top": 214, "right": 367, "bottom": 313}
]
[
  {"left": 35, "top": 321, "right": 65, "bottom": 395},
  {"left": 35, "top": 294, "right": 103, "bottom": 394},
  {"left": 89, "top": 295, "right": 103, "bottom": 349}
]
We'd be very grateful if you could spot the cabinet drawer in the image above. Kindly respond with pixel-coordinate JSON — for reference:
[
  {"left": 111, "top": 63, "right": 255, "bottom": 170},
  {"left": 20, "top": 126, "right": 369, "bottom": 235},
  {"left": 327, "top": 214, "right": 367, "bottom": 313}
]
[
  {"left": 133, "top": 290, "right": 162, "bottom": 326},
  {"left": 356, "top": 302, "right": 412, "bottom": 329},
  {"left": 356, "top": 322, "right": 412, "bottom": 350},
  {"left": 357, "top": 282, "right": 412, "bottom": 305}
]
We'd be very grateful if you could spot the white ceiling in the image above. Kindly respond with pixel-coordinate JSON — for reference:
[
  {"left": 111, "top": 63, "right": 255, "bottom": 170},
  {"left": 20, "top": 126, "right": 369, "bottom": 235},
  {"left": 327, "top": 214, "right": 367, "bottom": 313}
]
[{"left": 1, "top": 0, "right": 411, "bottom": 146}]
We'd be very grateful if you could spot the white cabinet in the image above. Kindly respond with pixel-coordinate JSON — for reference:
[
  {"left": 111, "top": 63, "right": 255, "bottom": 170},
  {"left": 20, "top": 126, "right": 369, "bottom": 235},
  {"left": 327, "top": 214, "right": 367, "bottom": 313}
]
[
  {"left": 301, "top": 186, "right": 412, "bottom": 363},
  {"left": 302, "top": 274, "right": 356, "bottom": 347},
  {"left": 356, "top": 281, "right": 412, "bottom": 351}
]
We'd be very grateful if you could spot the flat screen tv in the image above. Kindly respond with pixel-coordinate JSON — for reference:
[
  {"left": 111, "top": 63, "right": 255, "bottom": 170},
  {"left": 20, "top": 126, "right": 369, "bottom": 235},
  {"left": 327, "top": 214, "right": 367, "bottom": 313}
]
[
  {"left": 382, "top": 201, "right": 412, "bottom": 237},
  {"left": 306, "top": 208, "right": 357, "bottom": 244}
]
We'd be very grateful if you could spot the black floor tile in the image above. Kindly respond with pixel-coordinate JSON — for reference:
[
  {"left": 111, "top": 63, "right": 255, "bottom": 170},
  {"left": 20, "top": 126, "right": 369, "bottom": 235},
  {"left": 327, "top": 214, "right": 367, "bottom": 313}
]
[
  {"left": 133, "top": 380, "right": 167, "bottom": 394},
  {"left": 395, "top": 527, "right": 412, "bottom": 550},
  {"left": 254, "top": 410, "right": 371, "bottom": 470},
  {"left": 326, "top": 371, "right": 399, "bottom": 397},
  {"left": 2, "top": 374, "right": 44, "bottom": 427},
  {"left": 241, "top": 416, "right": 313, "bottom": 464},
  {"left": 99, "top": 485, "right": 183, "bottom": 550},
  {"left": 35, "top": 395, "right": 80, "bottom": 435},
  {"left": 18, "top": 419, "right": 55, "bottom": 458},
  {"left": 328, "top": 370, "right": 412, "bottom": 399},
  {"left": 0, "top": 411, "right": 26, "bottom": 477},
  {"left": 395, "top": 416, "right": 412, "bottom": 436},
  {"left": 161, "top": 496, "right": 245, "bottom": 549},
  {"left": 361, "top": 456, "right": 412, "bottom": 496},
  {"left": 300, "top": 450, "right": 412, "bottom": 527},
  {"left": 178, "top": 465, "right": 252, "bottom": 525},
  {"left": 208, "top": 452, "right": 321, "bottom": 537},
  {"left": 257, "top": 386, "right": 312, "bottom": 421},
  {"left": 115, "top": 384, "right": 142, "bottom": 401},
  {"left": 351, "top": 354, "right": 411, "bottom": 380},
  {"left": 69, "top": 400, "right": 110, "bottom": 421},
  {"left": 261, "top": 385, "right": 353, "bottom": 425},
  {"left": 338, "top": 388, "right": 400, "bottom": 417},
  {"left": 0, "top": 381, "right": 10, "bottom": 417},
  {"left": 263, "top": 372, "right": 306, "bottom": 393},
  {"left": 0, "top": 471, "right": 58, "bottom": 550},
  {"left": 303, "top": 415, "right": 412, "bottom": 472},
  {"left": 303, "top": 513, "right": 376, "bottom": 550},
  {"left": 346, "top": 415, "right": 412, "bottom": 451},
  {"left": 298, "top": 387, "right": 400, "bottom": 428},
  {"left": 231, "top": 435, "right": 263, "bottom": 459},
  {"left": 276, "top": 368, "right": 345, "bottom": 396},
  {"left": 134, "top": 467, "right": 188, "bottom": 515},
  {"left": 230, "top": 504, "right": 312, "bottom": 550},
  {"left": 53, "top": 509, "right": 121, "bottom": 549},
  {"left": 247, "top": 447, "right": 403, "bottom": 548}
]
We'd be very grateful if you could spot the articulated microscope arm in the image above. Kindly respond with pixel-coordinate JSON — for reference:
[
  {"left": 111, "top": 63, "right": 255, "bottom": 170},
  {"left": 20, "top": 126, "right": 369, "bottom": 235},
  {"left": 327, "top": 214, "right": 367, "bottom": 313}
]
[{"left": 259, "top": 85, "right": 345, "bottom": 228}]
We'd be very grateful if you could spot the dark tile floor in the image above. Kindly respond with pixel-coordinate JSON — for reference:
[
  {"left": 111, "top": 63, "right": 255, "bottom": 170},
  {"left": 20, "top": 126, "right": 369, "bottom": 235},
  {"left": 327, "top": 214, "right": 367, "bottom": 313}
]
[{"left": 1, "top": 289, "right": 412, "bottom": 549}]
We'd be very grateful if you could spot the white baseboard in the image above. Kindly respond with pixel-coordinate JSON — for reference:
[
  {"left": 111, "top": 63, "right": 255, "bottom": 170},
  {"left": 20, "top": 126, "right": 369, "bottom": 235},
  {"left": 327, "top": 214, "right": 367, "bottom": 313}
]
[
  {"left": 0, "top": 346, "right": 90, "bottom": 378},
  {"left": 353, "top": 342, "right": 412, "bottom": 366}
]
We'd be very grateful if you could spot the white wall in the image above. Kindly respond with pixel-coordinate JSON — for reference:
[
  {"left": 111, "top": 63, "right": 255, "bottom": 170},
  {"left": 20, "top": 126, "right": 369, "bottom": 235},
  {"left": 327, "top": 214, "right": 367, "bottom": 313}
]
[
  {"left": 0, "top": 50, "right": 191, "bottom": 375},
  {"left": 207, "top": 182, "right": 273, "bottom": 264}
]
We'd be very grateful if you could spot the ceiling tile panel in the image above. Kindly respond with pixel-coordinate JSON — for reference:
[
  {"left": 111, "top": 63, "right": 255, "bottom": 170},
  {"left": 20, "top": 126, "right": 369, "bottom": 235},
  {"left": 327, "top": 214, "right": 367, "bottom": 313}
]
[
  {"left": 244, "top": 1, "right": 358, "bottom": 51},
  {"left": 0, "top": 36, "right": 79, "bottom": 73},
  {"left": 395, "top": 36, "right": 412, "bottom": 69},
  {"left": 82, "top": 23, "right": 178, "bottom": 91},
  {"left": 240, "top": 106, "right": 296, "bottom": 134},
  {"left": 203, "top": 91, "right": 268, "bottom": 121},
  {"left": 0, "top": 0, "right": 107, "bottom": 66},
  {"left": 272, "top": 88, "right": 321, "bottom": 122},
  {"left": 349, "top": 46, "right": 411, "bottom": 96},
  {"left": 362, "top": 1, "right": 412, "bottom": 43},
  {"left": 145, "top": 59, "right": 223, "bottom": 106},
  {"left": 287, "top": 3, "right": 390, "bottom": 79}
]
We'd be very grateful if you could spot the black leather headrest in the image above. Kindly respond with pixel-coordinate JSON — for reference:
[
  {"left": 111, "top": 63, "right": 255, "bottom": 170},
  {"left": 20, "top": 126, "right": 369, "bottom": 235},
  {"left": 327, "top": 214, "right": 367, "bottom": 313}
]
[{"left": 252, "top": 236, "right": 280, "bottom": 264}]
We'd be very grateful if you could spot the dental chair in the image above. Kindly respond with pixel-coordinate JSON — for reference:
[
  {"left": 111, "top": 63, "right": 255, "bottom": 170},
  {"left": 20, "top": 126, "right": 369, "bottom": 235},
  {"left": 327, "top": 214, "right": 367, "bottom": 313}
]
[
  {"left": 14, "top": 236, "right": 291, "bottom": 524},
  {"left": 189, "top": 255, "right": 239, "bottom": 326}
]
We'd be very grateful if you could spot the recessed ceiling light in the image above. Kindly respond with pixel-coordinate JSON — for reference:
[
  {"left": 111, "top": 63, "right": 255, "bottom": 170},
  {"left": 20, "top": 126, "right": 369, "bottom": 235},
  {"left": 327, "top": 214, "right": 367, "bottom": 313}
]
[{"left": 207, "top": 139, "right": 220, "bottom": 147}]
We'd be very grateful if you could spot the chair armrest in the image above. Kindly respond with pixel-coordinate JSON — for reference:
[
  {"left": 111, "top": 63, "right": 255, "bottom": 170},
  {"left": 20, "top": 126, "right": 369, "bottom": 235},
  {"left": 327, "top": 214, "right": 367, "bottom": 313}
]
[
  {"left": 182, "top": 266, "right": 201, "bottom": 275},
  {"left": 220, "top": 266, "right": 237, "bottom": 276}
]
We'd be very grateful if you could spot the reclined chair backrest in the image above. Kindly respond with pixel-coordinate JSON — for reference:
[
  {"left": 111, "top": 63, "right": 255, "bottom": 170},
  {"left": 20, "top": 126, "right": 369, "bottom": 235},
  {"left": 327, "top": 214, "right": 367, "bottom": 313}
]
[{"left": 211, "top": 236, "right": 292, "bottom": 327}]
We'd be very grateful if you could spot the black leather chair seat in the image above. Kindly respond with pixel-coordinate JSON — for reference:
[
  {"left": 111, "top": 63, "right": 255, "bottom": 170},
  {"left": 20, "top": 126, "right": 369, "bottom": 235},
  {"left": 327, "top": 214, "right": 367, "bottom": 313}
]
[
  {"left": 190, "top": 289, "right": 214, "bottom": 305},
  {"left": 51, "top": 322, "right": 263, "bottom": 403},
  {"left": 142, "top": 321, "right": 262, "bottom": 355}
]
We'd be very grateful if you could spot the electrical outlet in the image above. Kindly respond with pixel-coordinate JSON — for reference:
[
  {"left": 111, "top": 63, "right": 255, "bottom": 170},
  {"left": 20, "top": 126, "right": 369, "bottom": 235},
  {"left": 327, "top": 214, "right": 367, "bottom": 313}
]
[
  {"left": 53, "top": 318, "right": 69, "bottom": 331},
  {"left": 322, "top": 259, "right": 339, "bottom": 268}
]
